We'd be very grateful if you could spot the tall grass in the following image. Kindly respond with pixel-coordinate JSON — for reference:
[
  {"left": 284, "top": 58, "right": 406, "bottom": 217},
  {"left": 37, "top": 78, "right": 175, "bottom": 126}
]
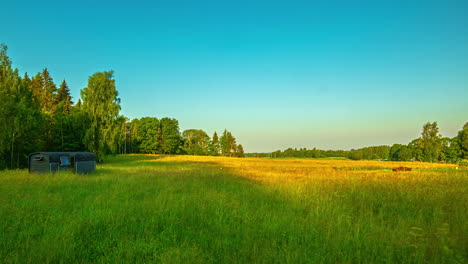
[{"left": 0, "top": 155, "right": 466, "bottom": 263}]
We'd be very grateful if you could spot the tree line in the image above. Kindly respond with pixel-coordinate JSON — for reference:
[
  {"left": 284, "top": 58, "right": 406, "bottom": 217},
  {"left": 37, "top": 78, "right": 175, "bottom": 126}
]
[
  {"left": 0, "top": 44, "right": 243, "bottom": 169},
  {"left": 127, "top": 118, "right": 244, "bottom": 157},
  {"left": 253, "top": 122, "right": 468, "bottom": 164}
]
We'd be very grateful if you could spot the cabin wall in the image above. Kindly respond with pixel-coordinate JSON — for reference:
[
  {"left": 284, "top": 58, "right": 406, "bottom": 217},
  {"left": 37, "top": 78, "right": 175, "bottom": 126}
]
[
  {"left": 50, "top": 163, "right": 59, "bottom": 172},
  {"left": 75, "top": 161, "right": 96, "bottom": 174},
  {"left": 28, "top": 152, "right": 96, "bottom": 174},
  {"left": 29, "top": 154, "right": 50, "bottom": 173}
]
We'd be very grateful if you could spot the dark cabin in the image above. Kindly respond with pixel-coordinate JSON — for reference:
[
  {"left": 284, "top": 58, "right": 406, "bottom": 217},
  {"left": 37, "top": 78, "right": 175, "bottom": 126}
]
[{"left": 28, "top": 152, "right": 96, "bottom": 174}]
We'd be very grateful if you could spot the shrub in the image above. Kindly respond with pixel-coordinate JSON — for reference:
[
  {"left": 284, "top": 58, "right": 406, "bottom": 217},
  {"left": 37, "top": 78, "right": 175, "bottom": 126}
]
[{"left": 459, "top": 159, "right": 468, "bottom": 167}]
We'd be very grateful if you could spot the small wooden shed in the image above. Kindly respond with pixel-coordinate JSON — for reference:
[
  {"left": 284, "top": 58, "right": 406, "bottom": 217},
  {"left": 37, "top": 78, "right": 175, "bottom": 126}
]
[{"left": 28, "top": 152, "right": 96, "bottom": 174}]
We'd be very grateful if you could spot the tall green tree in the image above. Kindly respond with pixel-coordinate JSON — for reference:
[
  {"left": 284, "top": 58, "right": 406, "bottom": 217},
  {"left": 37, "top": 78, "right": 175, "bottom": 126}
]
[
  {"left": 227, "top": 132, "right": 237, "bottom": 157},
  {"left": 236, "top": 144, "right": 245, "bottom": 157},
  {"left": 389, "top": 144, "right": 403, "bottom": 161},
  {"left": 49, "top": 80, "right": 76, "bottom": 151},
  {"left": 389, "top": 144, "right": 411, "bottom": 161},
  {"left": 420, "top": 122, "right": 442, "bottom": 162},
  {"left": 219, "top": 130, "right": 229, "bottom": 156},
  {"left": 159, "top": 118, "right": 182, "bottom": 154},
  {"left": 137, "top": 117, "right": 161, "bottom": 154},
  {"left": 211, "top": 131, "right": 220, "bottom": 156},
  {"left": 66, "top": 105, "right": 90, "bottom": 151},
  {"left": 408, "top": 138, "right": 423, "bottom": 161},
  {"left": 398, "top": 145, "right": 413, "bottom": 161},
  {"left": 219, "top": 129, "right": 239, "bottom": 157},
  {"left": 81, "top": 71, "right": 121, "bottom": 160}
]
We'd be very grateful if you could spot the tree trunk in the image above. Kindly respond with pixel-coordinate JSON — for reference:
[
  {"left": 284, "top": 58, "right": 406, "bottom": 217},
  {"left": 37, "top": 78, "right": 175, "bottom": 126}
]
[
  {"left": 17, "top": 143, "right": 20, "bottom": 169},
  {"left": 10, "top": 132, "right": 15, "bottom": 169}
]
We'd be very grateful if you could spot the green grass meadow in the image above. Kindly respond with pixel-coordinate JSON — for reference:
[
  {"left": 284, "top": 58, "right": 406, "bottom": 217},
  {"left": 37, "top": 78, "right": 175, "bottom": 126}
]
[{"left": 0, "top": 155, "right": 467, "bottom": 263}]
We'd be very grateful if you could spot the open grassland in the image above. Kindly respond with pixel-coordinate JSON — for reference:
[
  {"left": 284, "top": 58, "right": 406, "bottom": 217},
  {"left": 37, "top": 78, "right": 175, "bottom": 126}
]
[{"left": 0, "top": 155, "right": 467, "bottom": 263}]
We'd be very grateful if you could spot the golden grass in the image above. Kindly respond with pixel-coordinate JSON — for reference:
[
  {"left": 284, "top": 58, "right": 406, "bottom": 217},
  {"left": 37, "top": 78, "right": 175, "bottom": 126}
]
[{"left": 151, "top": 155, "right": 460, "bottom": 184}]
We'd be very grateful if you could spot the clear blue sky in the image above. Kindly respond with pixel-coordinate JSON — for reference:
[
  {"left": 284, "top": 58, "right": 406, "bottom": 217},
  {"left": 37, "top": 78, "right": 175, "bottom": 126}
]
[{"left": 2, "top": 0, "right": 467, "bottom": 152}]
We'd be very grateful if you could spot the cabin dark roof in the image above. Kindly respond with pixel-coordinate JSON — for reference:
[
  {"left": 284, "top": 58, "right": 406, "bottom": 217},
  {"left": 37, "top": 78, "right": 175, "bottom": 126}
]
[{"left": 28, "top": 152, "right": 96, "bottom": 162}]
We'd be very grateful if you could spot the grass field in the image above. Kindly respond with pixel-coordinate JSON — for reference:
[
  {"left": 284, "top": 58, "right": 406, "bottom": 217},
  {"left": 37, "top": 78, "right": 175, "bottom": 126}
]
[{"left": 0, "top": 155, "right": 467, "bottom": 263}]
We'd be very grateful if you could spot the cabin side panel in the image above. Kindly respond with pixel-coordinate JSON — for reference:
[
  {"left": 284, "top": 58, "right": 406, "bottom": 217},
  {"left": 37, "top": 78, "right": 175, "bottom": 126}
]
[
  {"left": 50, "top": 163, "right": 59, "bottom": 172},
  {"left": 75, "top": 161, "right": 96, "bottom": 174},
  {"left": 29, "top": 154, "right": 50, "bottom": 173}
]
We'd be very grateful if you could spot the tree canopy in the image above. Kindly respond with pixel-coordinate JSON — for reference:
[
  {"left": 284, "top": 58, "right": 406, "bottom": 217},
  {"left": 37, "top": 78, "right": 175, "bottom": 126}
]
[{"left": 81, "top": 71, "right": 121, "bottom": 160}]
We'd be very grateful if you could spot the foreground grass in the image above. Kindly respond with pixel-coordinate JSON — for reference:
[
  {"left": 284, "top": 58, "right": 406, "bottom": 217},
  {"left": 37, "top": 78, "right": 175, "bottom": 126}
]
[{"left": 0, "top": 155, "right": 466, "bottom": 263}]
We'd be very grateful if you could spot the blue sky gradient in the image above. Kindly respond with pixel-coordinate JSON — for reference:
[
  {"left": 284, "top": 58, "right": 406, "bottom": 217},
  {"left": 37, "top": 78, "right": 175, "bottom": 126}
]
[{"left": 2, "top": 0, "right": 467, "bottom": 152}]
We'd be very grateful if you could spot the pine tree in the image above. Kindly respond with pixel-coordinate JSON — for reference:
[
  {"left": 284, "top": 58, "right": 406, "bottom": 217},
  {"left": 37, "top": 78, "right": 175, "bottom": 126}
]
[
  {"left": 227, "top": 132, "right": 237, "bottom": 157},
  {"left": 211, "top": 131, "right": 219, "bottom": 155},
  {"left": 219, "top": 129, "right": 238, "bottom": 157},
  {"left": 421, "top": 122, "right": 442, "bottom": 162},
  {"left": 236, "top": 144, "right": 245, "bottom": 157},
  {"left": 22, "top": 73, "right": 31, "bottom": 88},
  {"left": 30, "top": 72, "right": 42, "bottom": 101},
  {"left": 219, "top": 129, "right": 229, "bottom": 156},
  {"left": 55, "top": 80, "right": 73, "bottom": 114}
]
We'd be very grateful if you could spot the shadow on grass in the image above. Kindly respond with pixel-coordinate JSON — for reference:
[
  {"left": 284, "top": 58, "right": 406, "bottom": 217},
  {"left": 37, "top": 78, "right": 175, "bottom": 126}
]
[{"left": 95, "top": 155, "right": 229, "bottom": 179}]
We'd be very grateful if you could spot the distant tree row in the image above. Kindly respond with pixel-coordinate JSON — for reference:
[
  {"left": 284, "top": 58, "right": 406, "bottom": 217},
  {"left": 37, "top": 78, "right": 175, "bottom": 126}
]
[
  {"left": 266, "top": 122, "right": 468, "bottom": 164},
  {"left": 268, "top": 146, "right": 390, "bottom": 160},
  {"left": 388, "top": 122, "right": 467, "bottom": 164},
  {"left": 0, "top": 44, "right": 243, "bottom": 169},
  {"left": 127, "top": 117, "right": 244, "bottom": 157},
  {"left": 181, "top": 129, "right": 244, "bottom": 157}
]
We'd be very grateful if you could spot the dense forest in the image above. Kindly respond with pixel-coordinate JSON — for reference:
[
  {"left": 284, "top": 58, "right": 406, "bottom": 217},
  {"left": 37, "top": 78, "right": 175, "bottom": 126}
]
[
  {"left": 0, "top": 44, "right": 244, "bottom": 169},
  {"left": 250, "top": 122, "right": 468, "bottom": 164}
]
